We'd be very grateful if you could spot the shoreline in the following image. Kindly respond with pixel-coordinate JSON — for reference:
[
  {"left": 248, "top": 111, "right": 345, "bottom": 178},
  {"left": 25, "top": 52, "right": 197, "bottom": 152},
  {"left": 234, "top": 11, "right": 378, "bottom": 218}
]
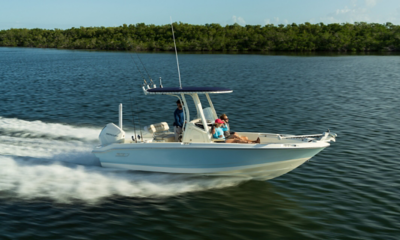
[
  {"left": 1, "top": 22, "right": 399, "bottom": 52},
  {"left": 1, "top": 46, "right": 399, "bottom": 56}
]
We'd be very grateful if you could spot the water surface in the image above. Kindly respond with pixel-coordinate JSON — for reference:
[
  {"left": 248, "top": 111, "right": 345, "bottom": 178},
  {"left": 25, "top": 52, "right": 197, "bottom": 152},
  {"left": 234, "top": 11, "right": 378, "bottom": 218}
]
[{"left": 0, "top": 47, "right": 399, "bottom": 239}]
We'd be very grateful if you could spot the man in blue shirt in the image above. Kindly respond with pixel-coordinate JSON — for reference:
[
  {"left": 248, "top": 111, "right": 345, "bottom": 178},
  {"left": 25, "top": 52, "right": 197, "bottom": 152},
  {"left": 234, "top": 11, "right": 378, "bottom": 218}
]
[{"left": 173, "top": 100, "right": 184, "bottom": 141}]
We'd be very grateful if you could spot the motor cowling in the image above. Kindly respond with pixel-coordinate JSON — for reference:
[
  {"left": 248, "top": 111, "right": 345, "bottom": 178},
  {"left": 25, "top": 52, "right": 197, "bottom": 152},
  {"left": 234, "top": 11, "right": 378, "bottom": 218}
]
[{"left": 99, "top": 123, "right": 125, "bottom": 145}]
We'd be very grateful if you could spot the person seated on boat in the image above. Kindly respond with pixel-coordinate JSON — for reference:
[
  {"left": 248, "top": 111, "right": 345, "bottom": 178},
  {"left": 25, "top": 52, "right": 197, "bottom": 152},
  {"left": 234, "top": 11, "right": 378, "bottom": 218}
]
[
  {"left": 213, "top": 119, "right": 260, "bottom": 144},
  {"left": 173, "top": 100, "right": 184, "bottom": 141},
  {"left": 210, "top": 124, "right": 216, "bottom": 136},
  {"left": 219, "top": 114, "right": 254, "bottom": 142},
  {"left": 219, "top": 114, "right": 235, "bottom": 138},
  {"left": 212, "top": 119, "right": 225, "bottom": 140}
]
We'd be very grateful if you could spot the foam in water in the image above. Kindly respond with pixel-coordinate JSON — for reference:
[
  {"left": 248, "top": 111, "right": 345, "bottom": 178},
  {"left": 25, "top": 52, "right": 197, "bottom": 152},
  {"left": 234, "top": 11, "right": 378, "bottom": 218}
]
[
  {"left": 0, "top": 156, "right": 244, "bottom": 203},
  {"left": 0, "top": 117, "right": 247, "bottom": 203},
  {"left": 0, "top": 116, "right": 100, "bottom": 141}
]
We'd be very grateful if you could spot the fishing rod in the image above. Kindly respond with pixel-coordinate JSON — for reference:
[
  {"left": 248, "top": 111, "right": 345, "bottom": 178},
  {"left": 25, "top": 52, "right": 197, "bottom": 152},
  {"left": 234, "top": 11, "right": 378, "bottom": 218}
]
[
  {"left": 127, "top": 54, "right": 142, "bottom": 143},
  {"left": 129, "top": 89, "right": 144, "bottom": 143},
  {"left": 134, "top": 52, "right": 155, "bottom": 87},
  {"left": 128, "top": 53, "right": 146, "bottom": 142},
  {"left": 128, "top": 92, "right": 138, "bottom": 143},
  {"left": 129, "top": 54, "right": 149, "bottom": 87},
  {"left": 170, "top": 17, "right": 182, "bottom": 89},
  {"left": 136, "top": 98, "right": 144, "bottom": 143}
]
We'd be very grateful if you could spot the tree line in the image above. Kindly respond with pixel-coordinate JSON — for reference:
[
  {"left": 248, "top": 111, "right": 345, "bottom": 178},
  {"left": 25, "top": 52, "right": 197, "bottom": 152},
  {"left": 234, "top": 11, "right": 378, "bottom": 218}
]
[{"left": 1, "top": 22, "right": 400, "bottom": 52}]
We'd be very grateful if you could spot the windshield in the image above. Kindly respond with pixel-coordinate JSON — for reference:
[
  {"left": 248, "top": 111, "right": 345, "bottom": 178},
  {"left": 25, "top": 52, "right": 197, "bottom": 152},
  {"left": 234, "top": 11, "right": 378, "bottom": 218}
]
[{"left": 203, "top": 107, "right": 214, "bottom": 123}]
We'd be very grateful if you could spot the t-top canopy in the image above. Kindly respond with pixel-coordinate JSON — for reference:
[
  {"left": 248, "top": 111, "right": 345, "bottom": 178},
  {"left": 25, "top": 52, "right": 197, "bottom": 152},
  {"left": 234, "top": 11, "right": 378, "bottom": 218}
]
[{"left": 145, "top": 86, "right": 233, "bottom": 95}]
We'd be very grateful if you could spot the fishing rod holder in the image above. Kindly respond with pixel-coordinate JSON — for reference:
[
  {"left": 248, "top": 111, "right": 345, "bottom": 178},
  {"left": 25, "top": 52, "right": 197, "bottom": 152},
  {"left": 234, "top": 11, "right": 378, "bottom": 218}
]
[{"left": 119, "top": 103, "right": 123, "bottom": 129}]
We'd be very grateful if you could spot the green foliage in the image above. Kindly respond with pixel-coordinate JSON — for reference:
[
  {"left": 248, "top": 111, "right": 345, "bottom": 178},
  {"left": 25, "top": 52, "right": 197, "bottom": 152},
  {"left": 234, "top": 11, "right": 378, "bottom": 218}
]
[{"left": 1, "top": 22, "right": 400, "bottom": 52}]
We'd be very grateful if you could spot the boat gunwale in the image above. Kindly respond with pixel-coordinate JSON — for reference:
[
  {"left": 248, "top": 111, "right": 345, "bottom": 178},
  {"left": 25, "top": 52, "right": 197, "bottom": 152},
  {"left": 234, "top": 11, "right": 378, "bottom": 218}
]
[{"left": 92, "top": 143, "right": 329, "bottom": 154}]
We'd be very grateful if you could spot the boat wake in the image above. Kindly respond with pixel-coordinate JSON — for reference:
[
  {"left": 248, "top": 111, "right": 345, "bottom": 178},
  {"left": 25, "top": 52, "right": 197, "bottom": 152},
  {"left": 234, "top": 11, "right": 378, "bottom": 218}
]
[{"left": 0, "top": 117, "right": 247, "bottom": 203}]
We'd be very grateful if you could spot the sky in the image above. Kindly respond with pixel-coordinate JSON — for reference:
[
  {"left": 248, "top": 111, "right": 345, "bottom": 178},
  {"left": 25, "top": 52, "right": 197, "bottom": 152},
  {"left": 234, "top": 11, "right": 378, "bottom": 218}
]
[{"left": 1, "top": 0, "right": 400, "bottom": 30}]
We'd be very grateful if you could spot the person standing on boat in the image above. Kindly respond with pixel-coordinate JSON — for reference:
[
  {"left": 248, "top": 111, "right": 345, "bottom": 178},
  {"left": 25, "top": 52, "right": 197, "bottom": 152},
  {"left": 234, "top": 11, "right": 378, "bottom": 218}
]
[{"left": 173, "top": 100, "right": 184, "bottom": 141}]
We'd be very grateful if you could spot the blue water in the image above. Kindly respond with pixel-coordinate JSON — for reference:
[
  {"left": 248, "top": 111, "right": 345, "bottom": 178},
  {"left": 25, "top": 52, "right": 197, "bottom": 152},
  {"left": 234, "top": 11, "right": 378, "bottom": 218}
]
[{"left": 0, "top": 47, "right": 399, "bottom": 239}]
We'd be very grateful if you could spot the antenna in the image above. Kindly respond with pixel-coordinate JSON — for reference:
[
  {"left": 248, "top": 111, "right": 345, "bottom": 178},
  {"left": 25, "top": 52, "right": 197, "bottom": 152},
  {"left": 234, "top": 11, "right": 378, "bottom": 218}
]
[{"left": 170, "top": 17, "right": 182, "bottom": 89}]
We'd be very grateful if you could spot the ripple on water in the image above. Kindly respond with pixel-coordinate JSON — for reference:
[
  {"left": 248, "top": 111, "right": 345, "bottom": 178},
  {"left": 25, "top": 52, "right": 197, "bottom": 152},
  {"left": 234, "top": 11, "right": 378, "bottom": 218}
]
[{"left": 0, "top": 49, "right": 400, "bottom": 239}]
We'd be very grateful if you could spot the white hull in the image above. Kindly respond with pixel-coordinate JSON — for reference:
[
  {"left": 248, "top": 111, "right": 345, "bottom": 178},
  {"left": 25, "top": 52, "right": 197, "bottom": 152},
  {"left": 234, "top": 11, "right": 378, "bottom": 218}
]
[
  {"left": 102, "top": 157, "right": 310, "bottom": 181},
  {"left": 92, "top": 142, "right": 329, "bottom": 181}
]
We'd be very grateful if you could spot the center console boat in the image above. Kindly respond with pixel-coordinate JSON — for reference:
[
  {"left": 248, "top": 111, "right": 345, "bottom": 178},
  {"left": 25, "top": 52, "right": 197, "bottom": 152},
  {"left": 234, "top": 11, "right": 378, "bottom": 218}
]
[{"left": 92, "top": 86, "right": 336, "bottom": 181}]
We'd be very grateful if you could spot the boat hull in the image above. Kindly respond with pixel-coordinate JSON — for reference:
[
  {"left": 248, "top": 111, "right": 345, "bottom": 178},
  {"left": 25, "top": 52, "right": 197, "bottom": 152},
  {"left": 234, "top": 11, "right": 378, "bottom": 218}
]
[{"left": 92, "top": 142, "right": 329, "bottom": 180}]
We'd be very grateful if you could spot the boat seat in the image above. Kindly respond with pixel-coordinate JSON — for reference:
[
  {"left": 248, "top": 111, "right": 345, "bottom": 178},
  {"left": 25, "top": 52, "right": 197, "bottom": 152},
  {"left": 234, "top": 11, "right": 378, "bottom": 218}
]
[
  {"left": 154, "top": 132, "right": 175, "bottom": 142},
  {"left": 212, "top": 138, "right": 225, "bottom": 143},
  {"left": 148, "top": 122, "right": 169, "bottom": 133}
]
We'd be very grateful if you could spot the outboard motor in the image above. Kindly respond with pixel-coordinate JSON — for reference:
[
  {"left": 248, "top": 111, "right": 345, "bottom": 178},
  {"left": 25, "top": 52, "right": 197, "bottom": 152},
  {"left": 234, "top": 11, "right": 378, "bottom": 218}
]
[{"left": 99, "top": 123, "right": 125, "bottom": 146}]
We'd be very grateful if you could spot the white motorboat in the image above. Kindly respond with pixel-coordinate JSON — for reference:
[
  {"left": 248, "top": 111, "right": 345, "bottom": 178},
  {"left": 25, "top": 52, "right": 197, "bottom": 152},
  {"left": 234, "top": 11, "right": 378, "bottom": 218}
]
[{"left": 92, "top": 86, "right": 336, "bottom": 181}]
